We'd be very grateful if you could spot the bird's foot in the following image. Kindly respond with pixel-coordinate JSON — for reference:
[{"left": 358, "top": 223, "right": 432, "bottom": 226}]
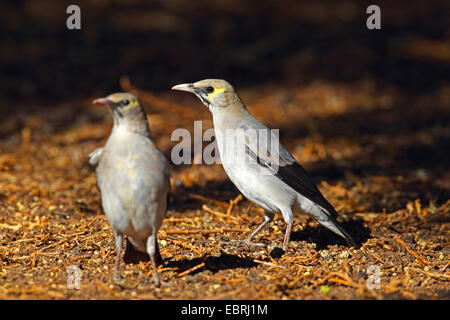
[
  {"left": 151, "top": 274, "right": 172, "bottom": 288},
  {"left": 113, "top": 272, "right": 125, "bottom": 285},
  {"left": 218, "top": 239, "right": 266, "bottom": 248},
  {"left": 156, "top": 279, "right": 172, "bottom": 287},
  {"left": 240, "top": 238, "right": 266, "bottom": 247}
]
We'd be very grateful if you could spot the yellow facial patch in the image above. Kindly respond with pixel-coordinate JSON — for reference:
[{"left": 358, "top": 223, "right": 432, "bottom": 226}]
[
  {"left": 207, "top": 87, "right": 226, "bottom": 97},
  {"left": 122, "top": 99, "right": 139, "bottom": 110}
]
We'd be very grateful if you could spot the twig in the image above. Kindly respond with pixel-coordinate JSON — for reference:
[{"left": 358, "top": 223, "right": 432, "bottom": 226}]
[
  {"left": 201, "top": 274, "right": 248, "bottom": 283},
  {"left": 413, "top": 268, "right": 450, "bottom": 280},
  {"left": 304, "top": 246, "right": 318, "bottom": 262},
  {"left": 328, "top": 277, "right": 358, "bottom": 288},
  {"left": 159, "top": 235, "right": 203, "bottom": 255},
  {"left": 177, "top": 262, "right": 206, "bottom": 277},
  {"left": 144, "top": 265, "right": 178, "bottom": 278},
  {"left": 225, "top": 278, "right": 248, "bottom": 283},
  {"left": 158, "top": 267, "right": 178, "bottom": 273},
  {"left": 394, "top": 236, "right": 430, "bottom": 266},
  {"left": 163, "top": 228, "right": 246, "bottom": 235},
  {"left": 141, "top": 261, "right": 152, "bottom": 271},
  {"left": 0, "top": 223, "right": 21, "bottom": 231},
  {"left": 202, "top": 204, "right": 239, "bottom": 221},
  {"left": 362, "top": 246, "right": 386, "bottom": 264},
  {"left": 243, "top": 202, "right": 264, "bottom": 214},
  {"left": 226, "top": 194, "right": 243, "bottom": 215},
  {"left": 245, "top": 202, "right": 254, "bottom": 215},
  {"left": 189, "top": 194, "right": 229, "bottom": 207},
  {"left": 289, "top": 266, "right": 313, "bottom": 287},
  {"left": 163, "top": 218, "right": 192, "bottom": 223},
  {"left": 95, "top": 280, "right": 121, "bottom": 298},
  {"left": 253, "top": 259, "right": 286, "bottom": 269},
  {"left": 310, "top": 273, "right": 333, "bottom": 288},
  {"left": 201, "top": 274, "right": 224, "bottom": 281},
  {"left": 10, "top": 239, "right": 68, "bottom": 262},
  {"left": 282, "top": 255, "right": 315, "bottom": 264}
]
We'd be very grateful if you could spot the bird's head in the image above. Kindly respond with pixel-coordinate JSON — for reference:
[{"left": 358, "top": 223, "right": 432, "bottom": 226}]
[
  {"left": 93, "top": 92, "right": 151, "bottom": 136},
  {"left": 93, "top": 92, "right": 142, "bottom": 119},
  {"left": 172, "top": 79, "right": 241, "bottom": 111}
]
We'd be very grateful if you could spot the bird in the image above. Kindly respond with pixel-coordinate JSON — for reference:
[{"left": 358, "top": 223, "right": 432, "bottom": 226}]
[
  {"left": 89, "top": 92, "right": 170, "bottom": 286},
  {"left": 172, "top": 79, "right": 357, "bottom": 252}
]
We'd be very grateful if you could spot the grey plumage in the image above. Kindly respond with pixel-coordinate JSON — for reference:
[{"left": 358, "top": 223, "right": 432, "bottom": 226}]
[
  {"left": 172, "top": 79, "right": 357, "bottom": 251},
  {"left": 89, "top": 93, "right": 170, "bottom": 285}
]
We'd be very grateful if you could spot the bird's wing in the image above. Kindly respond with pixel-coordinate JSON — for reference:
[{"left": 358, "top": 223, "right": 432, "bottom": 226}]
[
  {"left": 241, "top": 121, "right": 338, "bottom": 218},
  {"left": 88, "top": 147, "right": 104, "bottom": 166}
]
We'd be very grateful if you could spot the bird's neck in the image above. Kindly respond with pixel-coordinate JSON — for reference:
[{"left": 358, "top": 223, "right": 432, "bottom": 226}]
[
  {"left": 212, "top": 102, "right": 251, "bottom": 129},
  {"left": 112, "top": 112, "right": 152, "bottom": 139}
]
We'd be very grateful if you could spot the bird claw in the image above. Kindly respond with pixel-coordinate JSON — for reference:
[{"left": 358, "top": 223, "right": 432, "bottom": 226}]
[
  {"left": 228, "top": 238, "right": 266, "bottom": 248},
  {"left": 113, "top": 273, "right": 125, "bottom": 285},
  {"left": 243, "top": 239, "right": 266, "bottom": 247},
  {"left": 151, "top": 275, "right": 171, "bottom": 288},
  {"left": 157, "top": 279, "right": 172, "bottom": 287}
]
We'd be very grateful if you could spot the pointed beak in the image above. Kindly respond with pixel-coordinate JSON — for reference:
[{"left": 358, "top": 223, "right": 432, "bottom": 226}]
[
  {"left": 171, "top": 83, "right": 196, "bottom": 93},
  {"left": 92, "top": 97, "right": 110, "bottom": 106}
]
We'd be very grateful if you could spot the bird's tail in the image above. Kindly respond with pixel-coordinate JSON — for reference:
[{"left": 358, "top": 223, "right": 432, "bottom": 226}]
[
  {"left": 317, "top": 210, "right": 359, "bottom": 247},
  {"left": 330, "top": 217, "right": 359, "bottom": 247}
]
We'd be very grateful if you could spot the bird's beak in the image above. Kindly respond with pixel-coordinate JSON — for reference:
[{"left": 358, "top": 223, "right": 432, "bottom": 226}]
[
  {"left": 171, "top": 83, "right": 196, "bottom": 93},
  {"left": 92, "top": 97, "right": 110, "bottom": 106},
  {"left": 172, "top": 83, "right": 212, "bottom": 107}
]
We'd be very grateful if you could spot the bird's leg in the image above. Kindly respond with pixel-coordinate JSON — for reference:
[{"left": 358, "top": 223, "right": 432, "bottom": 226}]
[
  {"left": 154, "top": 237, "right": 163, "bottom": 266},
  {"left": 282, "top": 221, "right": 293, "bottom": 252},
  {"left": 113, "top": 231, "right": 124, "bottom": 283},
  {"left": 242, "top": 211, "right": 274, "bottom": 247},
  {"left": 147, "top": 234, "right": 169, "bottom": 287}
]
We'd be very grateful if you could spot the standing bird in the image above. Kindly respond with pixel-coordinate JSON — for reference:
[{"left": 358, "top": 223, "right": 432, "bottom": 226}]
[
  {"left": 172, "top": 80, "right": 357, "bottom": 251},
  {"left": 89, "top": 93, "right": 170, "bottom": 286}
]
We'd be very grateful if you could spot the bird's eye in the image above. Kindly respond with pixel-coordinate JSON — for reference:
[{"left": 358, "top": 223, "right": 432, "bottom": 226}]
[
  {"left": 121, "top": 99, "right": 130, "bottom": 106},
  {"left": 205, "top": 86, "right": 214, "bottom": 93}
]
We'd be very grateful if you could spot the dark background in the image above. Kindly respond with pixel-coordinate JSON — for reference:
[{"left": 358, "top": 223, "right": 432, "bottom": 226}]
[{"left": 1, "top": 0, "right": 449, "bottom": 107}]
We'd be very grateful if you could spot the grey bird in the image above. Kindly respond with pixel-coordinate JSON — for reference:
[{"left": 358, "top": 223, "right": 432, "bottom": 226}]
[
  {"left": 172, "top": 80, "right": 357, "bottom": 251},
  {"left": 89, "top": 92, "right": 170, "bottom": 285}
]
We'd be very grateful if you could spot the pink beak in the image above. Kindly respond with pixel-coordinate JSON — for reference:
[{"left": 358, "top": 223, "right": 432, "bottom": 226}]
[
  {"left": 92, "top": 97, "right": 110, "bottom": 106},
  {"left": 171, "top": 83, "right": 195, "bottom": 93}
]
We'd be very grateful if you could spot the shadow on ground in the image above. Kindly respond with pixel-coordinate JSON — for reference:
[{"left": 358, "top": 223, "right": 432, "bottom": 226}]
[
  {"left": 164, "top": 252, "right": 257, "bottom": 275},
  {"left": 290, "top": 219, "right": 371, "bottom": 251}
]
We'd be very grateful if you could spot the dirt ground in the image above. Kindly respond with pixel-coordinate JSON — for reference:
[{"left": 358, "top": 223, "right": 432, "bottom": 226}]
[{"left": 0, "top": 77, "right": 448, "bottom": 300}]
